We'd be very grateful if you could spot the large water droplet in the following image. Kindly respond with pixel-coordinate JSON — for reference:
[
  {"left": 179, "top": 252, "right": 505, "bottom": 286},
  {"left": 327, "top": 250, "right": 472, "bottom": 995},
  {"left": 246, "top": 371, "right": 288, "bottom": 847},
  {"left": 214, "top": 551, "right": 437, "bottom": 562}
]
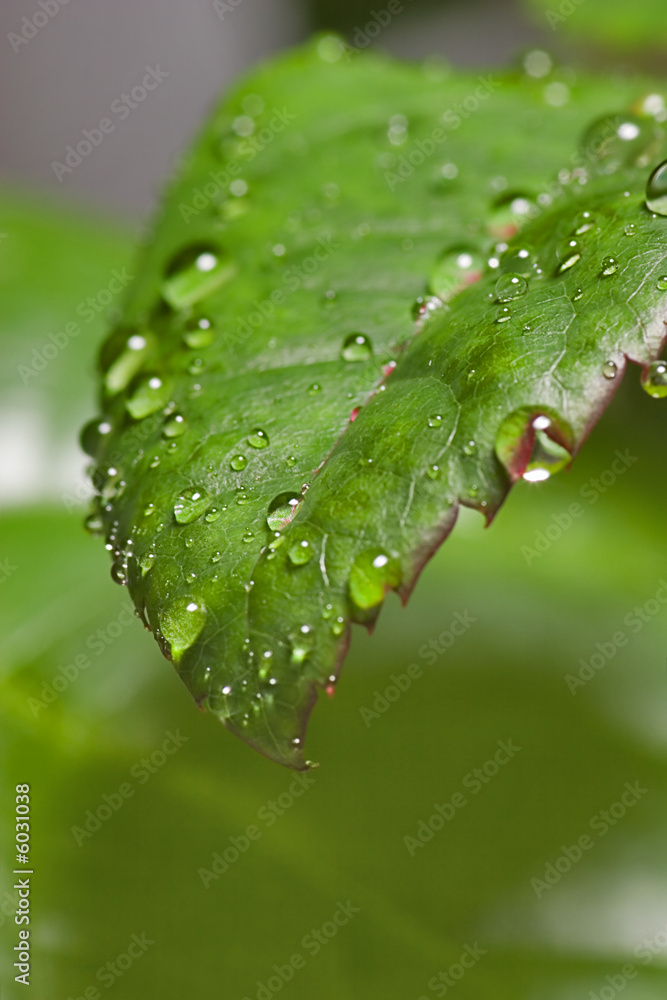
[
  {"left": 158, "top": 598, "right": 207, "bottom": 662},
  {"left": 162, "top": 244, "right": 236, "bottom": 310},
  {"left": 80, "top": 417, "right": 112, "bottom": 458},
  {"left": 247, "top": 428, "right": 269, "bottom": 449},
  {"left": 641, "top": 360, "right": 667, "bottom": 398},
  {"left": 428, "top": 246, "right": 483, "bottom": 300},
  {"left": 126, "top": 375, "right": 171, "bottom": 419},
  {"left": 341, "top": 333, "right": 373, "bottom": 362},
  {"left": 495, "top": 407, "right": 573, "bottom": 483},
  {"left": 581, "top": 112, "right": 658, "bottom": 173},
  {"left": 267, "top": 492, "right": 302, "bottom": 531},
  {"left": 646, "top": 160, "right": 667, "bottom": 216},
  {"left": 349, "top": 548, "right": 401, "bottom": 609},
  {"left": 173, "top": 486, "right": 210, "bottom": 524}
]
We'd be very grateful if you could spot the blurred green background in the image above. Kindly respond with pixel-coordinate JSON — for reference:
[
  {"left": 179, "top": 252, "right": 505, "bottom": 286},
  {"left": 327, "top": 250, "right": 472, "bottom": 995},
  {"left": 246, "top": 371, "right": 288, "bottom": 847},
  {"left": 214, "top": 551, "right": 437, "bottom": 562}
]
[{"left": 2, "top": 1, "right": 667, "bottom": 997}]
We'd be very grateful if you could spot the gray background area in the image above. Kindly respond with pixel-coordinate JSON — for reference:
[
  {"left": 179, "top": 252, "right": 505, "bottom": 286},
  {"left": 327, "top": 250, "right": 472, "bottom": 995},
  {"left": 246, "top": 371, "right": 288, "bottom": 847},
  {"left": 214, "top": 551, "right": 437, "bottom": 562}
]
[{"left": 0, "top": 0, "right": 548, "bottom": 225}]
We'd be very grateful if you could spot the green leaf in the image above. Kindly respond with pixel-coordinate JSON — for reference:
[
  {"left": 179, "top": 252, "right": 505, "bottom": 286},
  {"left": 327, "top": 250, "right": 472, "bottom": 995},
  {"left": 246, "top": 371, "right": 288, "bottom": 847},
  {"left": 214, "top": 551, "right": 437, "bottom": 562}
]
[
  {"left": 521, "top": 0, "right": 667, "bottom": 51},
  {"left": 86, "top": 39, "right": 667, "bottom": 768}
]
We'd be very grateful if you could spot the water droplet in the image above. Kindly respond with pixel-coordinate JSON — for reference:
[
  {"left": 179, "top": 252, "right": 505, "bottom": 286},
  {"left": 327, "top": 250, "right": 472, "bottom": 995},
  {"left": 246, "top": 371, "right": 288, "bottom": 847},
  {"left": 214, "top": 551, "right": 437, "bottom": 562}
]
[
  {"left": 573, "top": 211, "right": 596, "bottom": 236},
  {"left": 247, "top": 427, "right": 269, "bottom": 449},
  {"left": 341, "top": 333, "right": 373, "bottom": 361},
  {"left": 624, "top": 223, "right": 637, "bottom": 237},
  {"left": 84, "top": 513, "right": 104, "bottom": 535},
  {"left": 158, "top": 597, "right": 207, "bottom": 662},
  {"left": 496, "top": 272, "right": 528, "bottom": 302},
  {"left": 488, "top": 193, "right": 536, "bottom": 238},
  {"left": 205, "top": 506, "right": 223, "bottom": 522},
  {"left": 496, "top": 306, "right": 512, "bottom": 323},
  {"left": 426, "top": 464, "right": 441, "bottom": 480},
  {"left": 267, "top": 492, "right": 302, "bottom": 531},
  {"left": 230, "top": 454, "right": 247, "bottom": 471},
  {"left": 173, "top": 486, "right": 210, "bottom": 524},
  {"left": 103, "top": 330, "right": 154, "bottom": 395},
  {"left": 641, "top": 360, "right": 667, "bottom": 398},
  {"left": 499, "top": 247, "right": 534, "bottom": 274},
  {"left": 428, "top": 246, "right": 483, "bottom": 300},
  {"left": 646, "top": 159, "right": 667, "bottom": 216},
  {"left": 572, "top": 287, "right": 584, "bottom": 301},
  {"left": 161, "top": 244, "right": 236, "bottom": 310},
  {"left": 581, "top": 112, "right": 658, "bottom": 173},
  {"left": 349, "top": 548, "right": 401, "bottom": 609},
  {"left": 211, "top": 551, "right": 221, "bottom": 564},
  {"left": 80, "top": 417, "right": 112, "bottom": 458},
  {"left": 110, "top": 557, "right": 127, "bottom": 586},
  {"left": 427, "top": 414, "right": 443, "bottom": 428},
  {"left": 495, "top": 407, "right": 573, "bottom": 483},
  {"left": 331, "top": 617, "right": 345, "bottom": 636},
  {"left": 308, "top": 383, "right": 321, "bottom": 395},
  {"left": 163, "top": 413, "right": 187, "bottom": 438},
  {"left": 139, "top": 551, "right": 155, "bottom": 575},
  {"left": 285, "top": 455, "right": 297, "bottom": 467},
  {"left": 657, "top": 275, "right": 667, "bottom": 291},
  {"left": 601, "top": 256, "right": 618, "bottom": 276},
  {"left": 126, "top": 375, "right": 171, "bottom": 419},
  {"left": 602, "top": 360, "right": 618, "bottom": 379},
  {"left": 288, "top": 539, "right": 314, "bottom": 565},
  {"left": 462, "top": 440, "right": 477, "bottom": 457},
  {"left": 557, "top": 238, "right": 581, "bottom": 273},
  {"left": 183, "top": 316, "right": 215, "bottom": 349},
  {"left": 242, "top": 531, "right": 254, "bottom": 544}
]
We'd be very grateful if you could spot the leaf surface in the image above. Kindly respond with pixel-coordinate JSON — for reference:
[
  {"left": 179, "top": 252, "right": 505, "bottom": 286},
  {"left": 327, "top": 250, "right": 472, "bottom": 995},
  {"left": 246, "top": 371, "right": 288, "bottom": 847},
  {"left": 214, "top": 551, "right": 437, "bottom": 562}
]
[{"left": 87, "top": 40, "right": 667, "bottom": 767}]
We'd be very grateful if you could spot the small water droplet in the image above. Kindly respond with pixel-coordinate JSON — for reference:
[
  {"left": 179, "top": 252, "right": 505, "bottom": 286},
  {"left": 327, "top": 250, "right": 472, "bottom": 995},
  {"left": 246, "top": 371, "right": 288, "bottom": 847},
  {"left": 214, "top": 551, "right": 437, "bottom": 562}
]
[
  {"left": 349, "top": 548, "right": 401, "bottom": 609},
  {"left": 641, "top": 360, "right": 667, "bottom": 398},
  {"left": 126, "top": 375, "right": 171, "bottom": 419},
  {"left": 84, "top": 513, "right": 104, "bottom": 535},
  {"left": 247, "top": 428, "right": 269, "bottom": 449},
  {"left": 267, "top": 492, "right": 302, "bottom": 531},
  {"left": 427, "top": 414, "right": 443, "bottom": 428},
  {"left": 163, "top": 413, "right": 187, "bottom": 438},
  {"left": 242, "top": 530, "right": 254, "bottom": 544},
  {"left": 341, "top": 333, "right": 373, "bottom": 361},
  {"left": 428, "top": 246, "right": 483, "bottom": 300},
  {"left": 557, "top": 237, "right": 581, "bottom": 273},
  {"left": 624, "top": 223, "right": 637, "bottom": 237},
  {"left": 162, "top": 244, "right": 236, "bottom": 310},
  {"left": 572, "top": 287, "right": 584, "bottom": 302},
  {"left": 139, "top": 551, "right": 155, "bottom": 575},
  {"left": 230, "top": 454, "right": 248, "bottom": 471},
  {"left": 288, "top": 539, "right": 314, "bottom": 565},
  {"left": 158, "top": 597, "right": 207, "bottom": 662},
  {"left": 211, "top": 551, "right": 221, "bottom": 563},
  {"left": 495, "top": 407, "right": 573, "bottom": 483},
  {"left": 103, "top": 329, "right": 154, "bottom": 395},
  {"left": 602, "top": 360, "right": 618, "bottom": 379},
  {"left": 601, "top": 256, "right": 618, "bottom": 276},
  {"left": 426, "top": 464, "right": 441, "bottom": 480},
  {"left": 182, "top": 316, "right": 215, "bottom": 348},
  {"left": 462, "top": 440, "right": 477, "bottom": 457},
  {"left": 308, "top": 383, "right": 321, "bottom": 395},
  {"left": 496, "top": 272, "right": 528, "bottom": 302},
  {"left": 646, "top": 159, "right": 667, "bottom": 216},
  {"left": 173, "top": 486, "right": 210, "bottom": 524}
]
